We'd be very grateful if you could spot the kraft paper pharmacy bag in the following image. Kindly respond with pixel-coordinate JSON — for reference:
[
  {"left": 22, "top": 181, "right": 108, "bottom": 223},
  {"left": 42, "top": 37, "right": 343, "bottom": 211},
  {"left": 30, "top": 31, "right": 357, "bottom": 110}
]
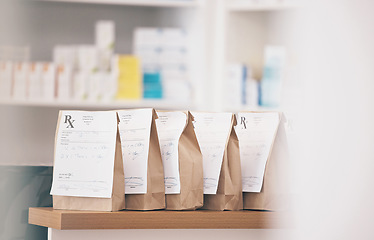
[
  {"left": 156, "top": 111, "right": 203, "bottom": 210},
  {"left": 117, "top": 108, "right": 165, "bottom": 210},
  {"left": 238, "top": 112, "right": 289, "bottom": 211},
  {"left": 192, "top": 112, "right": 243, "bottom": 211},
  {"left": 51, "top": 110, "right": 125, "bottom": 212}
]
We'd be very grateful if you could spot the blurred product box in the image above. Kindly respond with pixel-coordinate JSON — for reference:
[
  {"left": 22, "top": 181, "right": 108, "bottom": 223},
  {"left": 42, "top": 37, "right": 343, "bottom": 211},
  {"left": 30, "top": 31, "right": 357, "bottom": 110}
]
[
  {"left": 77, "top": 45, "right": 99, "bottom": 72},
  {"left": 161, "top": 28, "right": 188, "bottom": 49},
  {"left": 73, "top": 71, "right": 88, "bottom": 100},
  {"left": 29, "top": 63, "right": 43, "bottom": 100},
  {"left": 76, "top": 45, "right": 100, "bottom": 100},
  {"left": 13, "top": 62, "right": 29, "bottom": 100},
  {"left": 88, "top": 71, "right": 103, "bottom": 101},
  {"left": 96, "top": 21, "right": 115, "bottom": 50},
  {"left": 101, "top": 71, "right": 117, "bottom": 101},
  {"left": 0, "top": 61, "right": 13, "bottom": 100},
  {"left": 41, "top": 63, "right": 56, "bottom": 101},
  {"left": 96, "top": 21, "right": 115, "bottom": 72},
  {"left": 134, "top": 28, "right": 162, "bottom": 48},
  {"left": 225, "top": 64, "right": 247, "bottom": 110},
  {"left": 224, "top": 63, "right": 259, "bottom": 110},
  {"left": 143, "top": 72, "right": 162, "bottom": 99},
  {"left": 246, "top": 78, "right": 259, "bottom": 107},
  {"left": 53, "top": 46, "right": 77, "bottom": 70},
  {"left": 56, "top": 65, "right": 72, "bottom": 101},
  {"left": 260, "top": 46, "right": 286, "bottom": 107},
  {"left": 114, "top": 55, "right": 142, "bottom": 99},
  {"left": 163, "top": 79, "right": 191, "bottom": 101},
  {"left": 134, "top": 28, "right": 191, "bottom": 101},
  {"left": 160, "top": 48, "right": 188, "bottom": 66}
]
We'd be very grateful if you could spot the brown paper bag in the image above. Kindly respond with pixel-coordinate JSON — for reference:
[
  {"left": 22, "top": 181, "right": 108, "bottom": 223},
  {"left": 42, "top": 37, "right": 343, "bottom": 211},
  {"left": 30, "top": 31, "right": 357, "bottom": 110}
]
[
  {"left": 120, "top": 109, "right": 166, "bottom": 210},
  {"left": 52, "top": 111, "right": 125, "bottom": 212},
  {"left": 242, "top": 112, "right": 289, "bottom": 211},
  {"left": 200, "top": 114, "right": 243, "bottom": 211},
  {"left": 157, "top": 111, "right": 204, "bottom": 210}
]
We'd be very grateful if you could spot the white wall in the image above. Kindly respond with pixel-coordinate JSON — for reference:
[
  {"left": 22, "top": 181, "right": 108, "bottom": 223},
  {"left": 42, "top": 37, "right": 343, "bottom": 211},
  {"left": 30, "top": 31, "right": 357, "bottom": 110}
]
[{"left": 291, "top": 0, "right": 374, "bottom": 239}]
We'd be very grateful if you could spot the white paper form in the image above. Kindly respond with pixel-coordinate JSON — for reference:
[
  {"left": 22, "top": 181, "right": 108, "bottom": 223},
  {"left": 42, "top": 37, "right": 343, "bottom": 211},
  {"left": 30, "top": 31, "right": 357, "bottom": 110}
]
[
  {"left": 50, "top": 111, "right": 117, "bottom": 198},
  {"left": 235, "top": 112, "right": 280, "bottom": 192},
  {"left": 156, "top": 111, "right": 187, "bottom": 194},
  {"left": 191, "top": 112, "right": 233, "bottom": 194},
  {"left": 117, "top": 109, "right": 153, "bottom": 194}
]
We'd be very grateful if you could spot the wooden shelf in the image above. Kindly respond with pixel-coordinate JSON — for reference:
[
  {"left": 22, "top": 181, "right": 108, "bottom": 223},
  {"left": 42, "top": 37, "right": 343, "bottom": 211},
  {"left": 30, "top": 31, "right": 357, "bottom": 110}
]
[
  {"left": 29, "top": 207, "right": 288, "bottom": 230},
  {"left": 41, "top": 0, "right": 203, "bottom": 8},
  {"left": 0, "top": 99, "right": 192, "bottom": 110}
]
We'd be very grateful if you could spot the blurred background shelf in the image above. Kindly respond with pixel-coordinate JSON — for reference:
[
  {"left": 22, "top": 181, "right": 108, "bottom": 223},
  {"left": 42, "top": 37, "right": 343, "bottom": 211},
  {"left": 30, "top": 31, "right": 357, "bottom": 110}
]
[
  {"left": 0, "top": 0, "right": 297, "bottom": 166},
  {"left": 41, "top": 0, "right": 204, "bottom": 8},
  {"left": 227, "top": 1, "right": 299, "bottom": 11},
  {"left": 0, "top": 99, "right": 192, "bottom": 110}
]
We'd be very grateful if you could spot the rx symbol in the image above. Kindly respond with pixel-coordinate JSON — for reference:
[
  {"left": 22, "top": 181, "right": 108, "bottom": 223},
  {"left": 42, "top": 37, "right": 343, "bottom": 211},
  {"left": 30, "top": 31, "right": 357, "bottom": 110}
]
[
  {"left": 64, "top": 115, "right": 75, "bottom": 128},
  {"left": 241, "top": 117, "right": 247, "bottom": 129}
]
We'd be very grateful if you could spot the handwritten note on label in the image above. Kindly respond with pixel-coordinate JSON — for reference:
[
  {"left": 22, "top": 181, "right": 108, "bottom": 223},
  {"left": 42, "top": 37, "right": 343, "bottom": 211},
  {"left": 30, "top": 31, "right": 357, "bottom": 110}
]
[
  {"left": 191, "top": 112, "right": 232, "bottom": 194},
  {"left": 50, "top": 111, "right": 117, "bottom": 198},
  {"left": 156, "top": 111, "right": 187, "bottom": 194},
  {"left": 235, "top": 112, "right": 280, "bottom": 192},
  {"left": 117, "top": 109, "right": 153, "bottom": 194}
]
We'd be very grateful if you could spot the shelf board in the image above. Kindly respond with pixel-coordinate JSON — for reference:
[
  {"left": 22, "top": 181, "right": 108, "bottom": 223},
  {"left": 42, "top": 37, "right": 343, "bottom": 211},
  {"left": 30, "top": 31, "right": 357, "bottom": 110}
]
[
  {"left": 0, "top": 99, "right": 192, "bottom": 110},
  {"left": 29, "top": 207, "right": 288, "bottom": 230},
  {"left": 41, "top": 0, "right": 203, "bottom": 8},
  {"left": 227, "top": 1, "right": 299, "bottom": 12}
]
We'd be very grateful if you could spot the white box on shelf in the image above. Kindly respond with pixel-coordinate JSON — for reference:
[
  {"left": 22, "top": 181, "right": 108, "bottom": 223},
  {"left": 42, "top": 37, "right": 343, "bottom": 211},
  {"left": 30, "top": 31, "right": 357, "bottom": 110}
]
[
  {"left": 161, "top": 65, "right": 188, "bottom": 79},
  {"left": 87, "top": 71, "right": 102, "bottom": 101},
  {"left": 95, "top": 21, "right": 115, "bottom": 50},
  {"left": 77, "top": 45, "right": 99, "bottom": 72},
  {"left": 0, "top": 61, "right": 13, "bottom": 100},
  {"left": 29, "top": 63, "right": 43, "bottom": 100},
  {"left": 41, "top": 63, "right": 56, "bottom": 101},
  {"left": 53, "top": 46, "right": 77, "bottom": 70},
  {"left": 13, "top": 62, "right": 29, "bottom": 100},
  {"left": 224, "top": 63, "right": 247, "bottom": 110},
  {"left": 163, "top": 79, "right": 191, "bottom": 102},
  {"left": 260, "top": 45, "right": 286, "bottom": 107},
  {"left": 160, "top": 48, "right": 188, "bottom": 65},
  {"left": 73, "top": 71, "right": 88, "bottom": 100},
  {"left": 135, "top": 47, "right": 161, "bottom": 67},
  {"left": 98, "top": 49, "right": 113, "bottom": 72},
  {"left": 96, "top": 21, "right": 115, "bottom": 72},
  {"left": 134, "top": 28, "right": 162, "bottom": 49},
  {"left": 134, "top": 27, "right": 191, "bottom": 102},
  {"left": 161, "top": 28, "right": 188, "bottom": 48},
  {"left": 101, "top": 71, "right": 117, "bottom": 102},
  {"left": 56, "top": 64, "right": 72, "bottom": 101},
  {"left": 246, "top": 78, "right": 259, "bottom": 107}
]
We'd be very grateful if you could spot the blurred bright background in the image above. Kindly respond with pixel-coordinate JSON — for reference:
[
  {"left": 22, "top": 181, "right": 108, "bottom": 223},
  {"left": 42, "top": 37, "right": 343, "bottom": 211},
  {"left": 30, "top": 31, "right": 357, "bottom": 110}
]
[{"left": 1, "top": 0, "right": 374, "bottom": 239}]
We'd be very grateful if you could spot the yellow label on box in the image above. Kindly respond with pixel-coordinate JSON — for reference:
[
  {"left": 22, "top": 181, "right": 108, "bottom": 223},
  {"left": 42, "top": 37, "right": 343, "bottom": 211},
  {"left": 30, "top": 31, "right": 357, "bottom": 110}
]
[{"left": 116, "top": 55, "right": 142, "bottom": 99}]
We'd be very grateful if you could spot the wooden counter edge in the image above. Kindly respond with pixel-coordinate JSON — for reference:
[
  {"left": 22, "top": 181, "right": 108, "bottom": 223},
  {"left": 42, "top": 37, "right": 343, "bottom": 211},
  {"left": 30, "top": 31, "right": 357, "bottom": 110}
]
[
  {"left": 29, "top": 207, "right": 63, "bottom": 230},
  {"left": 28, "top": 207, "right": 289, "bottom": 230}
]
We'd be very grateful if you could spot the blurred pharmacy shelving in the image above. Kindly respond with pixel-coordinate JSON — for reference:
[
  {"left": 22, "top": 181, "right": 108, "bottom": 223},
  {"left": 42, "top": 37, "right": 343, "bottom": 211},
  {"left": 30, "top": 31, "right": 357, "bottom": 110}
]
[
  {"left": 42, "top": 0, "right": 204, "bottom": 8},
  {"left": 0, "top": 0, "right": 299, "bottom": 166},
  {"left": 0, "top": 98, "right": 191, "bottom": 109},
  {"left": 227, "top": 0, "right": 298, "bottom": 11}
]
